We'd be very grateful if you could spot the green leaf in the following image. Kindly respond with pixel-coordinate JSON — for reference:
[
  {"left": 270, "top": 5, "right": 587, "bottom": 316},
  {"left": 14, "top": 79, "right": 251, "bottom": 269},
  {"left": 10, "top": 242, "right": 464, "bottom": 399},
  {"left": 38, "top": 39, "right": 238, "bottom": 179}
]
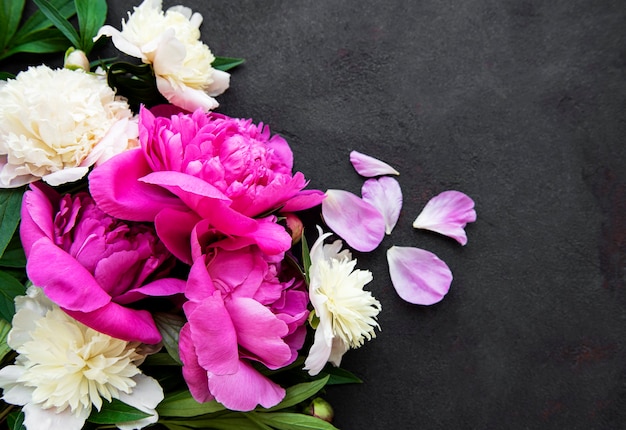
[
  {"left": 0, "top": 271, "right": 25, "bottom": 323},
  {"left": 0, "top": 0, "right": 25, "bottom": 49},
  {"left": 32, "top": 0, "right": 81, "bottom": 48},
  {"left": 323, "top": 367, "right": 363, "bottom": 385},
  {"left": 0, "top": 30, "right": 70, "bottom": 60},
  {"left": 212, "top": 56, "right": 245, "bottom": 72},
  {"left": 262, "top": 376, "right": 329, "bottom": 412},
  {"left": 157, "top": 390, "right": 227, "bottom": 417},
  {"left": 7, "top": 409, "right": 25, "bottom": 430},
  {"left": 154, "top": 312, "right": 184, "bottom": 365},
  {"left": 164, "top": 414, "right": 261, "bottom": 430},
  {"left": 253, "top": 412, "right": 339, "bottom": 430},
  {"left": 0, "top": 187, "right": 23, "bottom": 259},
  {"left": 143, "top": 352, "right": 180, "bottom": 366},
  {"left": 106, "top": 62, "right": 166, "bottom": 111},
  {"left": 0, "top": 247, "right": 26, "bottom": 269},
  {"left": 0, "top": 71, "right": 15, "bottom": 80},
  {"left": 87, "top": 399, "right": 151, "bottom": 424},
  {"left": 0, "top": 317, "right": 12, "bottom": 361},
  {"left": 301, "top": 232, "right": 311, "bottom": 285},
  {"left": 75, "top": 0, "right": 106, "bottom": 54},
  {"left": 11, "top": 0, "right": 75, "bottom": 44}
]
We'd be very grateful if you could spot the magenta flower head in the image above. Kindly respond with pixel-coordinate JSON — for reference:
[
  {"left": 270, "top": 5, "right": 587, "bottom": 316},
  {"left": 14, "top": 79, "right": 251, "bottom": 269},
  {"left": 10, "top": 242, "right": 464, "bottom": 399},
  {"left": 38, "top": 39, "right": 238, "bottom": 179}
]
[
  {"left": 89, "top": 107, "right": 324, "bottom": 263},
  {"left": 179, "top": 232, "right": 309, "bottom": 411},
  {"left": 20, "top": 182, "right": 186, "bottom": 344}
]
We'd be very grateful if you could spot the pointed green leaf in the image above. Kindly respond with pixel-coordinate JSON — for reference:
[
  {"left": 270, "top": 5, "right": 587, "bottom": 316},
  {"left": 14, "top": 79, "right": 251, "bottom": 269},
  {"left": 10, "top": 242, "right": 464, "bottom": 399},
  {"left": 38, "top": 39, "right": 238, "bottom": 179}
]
[
  {"left": 212, "top": 56, "right": 245, "bottom": 72},
  {"left": 0, "top": 0, "right": 25, "bottom": 49},
  {"left": 87, "top": 399, "right": 151, "bottom": 424},
  {"left": 0, "top": 187, "right": 23, "bottom": 259},
  {"left": 323, "top": 366, "right": 363, "bottom": 385},
  {"left": 12, "top": 0, "right": 75, "bottom": 44},
  {"left": 32, "top": 0, "right": 81, "bottom": 48},
  {"left": 262, "top": 376, "right": 329, "bottom": 412},
  {"left": 154, "top": 312, "right": 184, "bottom": 365},
  {"left": 0, "top": 271, "right": 25, "bottom": 323},
  {"left": 0, "top": 71, "right": 15, "bottom": 80},
  {"left": 7, "top": 410, "right": 26, "bottom": 430},
  {"left": 157, "top": 390, "right": 227, "bottom": 417},
  {"left": 0, "top": 317, "right": 13, "bottom": 361},
  {"left": 0, "top": 247, "right": 26, "bottom": 269},
  {"left": 1, "top": 30, "right": 70, "bottom": 60},
  {"left": 301, "top": 232, "right": 311, "bottom": 284},
  {"left": 75, "top": 0, "right": 107, "bottom": 54},
  {"left": 254, "top": 412, "right": 339, "bottom": 430}
]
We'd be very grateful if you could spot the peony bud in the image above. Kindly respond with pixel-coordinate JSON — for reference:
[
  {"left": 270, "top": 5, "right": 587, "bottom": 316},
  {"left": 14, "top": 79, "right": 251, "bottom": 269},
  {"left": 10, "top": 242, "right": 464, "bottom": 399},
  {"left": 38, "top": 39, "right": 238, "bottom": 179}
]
[
  {"left": 304, "top": 397, "right": 334, "bottom": 422},
  {"left": 284, "top": 213, "right": 304, "bottom": 244},
  {"left": 64, "top": 47, "right": 90, "bottom": 71}
]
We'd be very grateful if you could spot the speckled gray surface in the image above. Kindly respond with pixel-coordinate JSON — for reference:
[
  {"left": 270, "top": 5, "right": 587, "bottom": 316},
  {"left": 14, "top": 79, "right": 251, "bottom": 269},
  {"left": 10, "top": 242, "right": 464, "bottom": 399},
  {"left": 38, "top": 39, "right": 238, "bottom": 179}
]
[{"left": 5, "top": 1, "right": 626, "bottom": 428}]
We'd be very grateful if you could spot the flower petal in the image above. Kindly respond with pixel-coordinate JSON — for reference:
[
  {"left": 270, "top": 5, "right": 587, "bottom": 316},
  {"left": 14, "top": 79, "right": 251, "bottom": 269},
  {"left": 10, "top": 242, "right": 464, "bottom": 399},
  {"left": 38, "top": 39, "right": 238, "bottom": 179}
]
[
  {"left": 208, "top": 360, "right": 285, "bottom": 411},
  {"left": 116, "top": 374, "right": 163, "bottom": 430},
  {"left": 362, "top": 177, "right": 403, "bottom": 235},
  {"left": 350, "top": 150, "right": 399, "bottom": 177},
  {"left": 23, "top": 401, "right": 88, "bottom": 430},
  {"left": 412, "top": 190, "right": 476, "bottom": 245},
  {"left": 179, "top": 324, "right": 215, "bottom": 403},
  {"left": 156, "top": 76, "right": 220, "bottom": 112},
  {"left": 89, "top": 149, "right": 186, "bottom": 221},
  {"left": 386, "top": 246, "right": 453, "bottom": 305},
  {"left": 321, "top": 189, "right": 385, "bottom": 252}
]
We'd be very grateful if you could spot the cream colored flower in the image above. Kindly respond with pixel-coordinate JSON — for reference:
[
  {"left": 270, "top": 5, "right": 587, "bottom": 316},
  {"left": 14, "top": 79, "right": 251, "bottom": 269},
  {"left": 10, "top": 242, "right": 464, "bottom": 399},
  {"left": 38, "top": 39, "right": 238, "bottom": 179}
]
[
  {"left": 0, "top": 65, "right": 136, "bottom": 188},
  {"left": 304, "top": 227, "right": 382, "bottom": 376},
  {"left": 0, "top": 287, "right": 163, "bottom": 430},
  {"left": 96, "top": 0, "right": 230, "bottom": 112}
]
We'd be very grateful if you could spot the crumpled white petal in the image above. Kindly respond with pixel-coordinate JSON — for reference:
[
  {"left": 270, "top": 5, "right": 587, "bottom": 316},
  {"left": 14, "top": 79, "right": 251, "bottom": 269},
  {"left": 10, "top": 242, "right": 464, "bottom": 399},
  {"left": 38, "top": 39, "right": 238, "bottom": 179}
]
[
  {"left": 413, "top": 190, "right": 476, "bottom": 245},
  {"left": 321, "top": 189, "right": 385, "bottom": 252},
  {"left": 387, "top": 246, "right": 453, "bottom": 305},
  {"left": 22, "top": 402, "right": 88, "bottom": 430},
  {"left": 116, "top": 374, "right": 164, "bottom": 430},
  {"left": 362, "top": 177, "right": 403, "bottom": 235},
  {"left": 350, "top": 150, "right": 400, "bottom": 177}
]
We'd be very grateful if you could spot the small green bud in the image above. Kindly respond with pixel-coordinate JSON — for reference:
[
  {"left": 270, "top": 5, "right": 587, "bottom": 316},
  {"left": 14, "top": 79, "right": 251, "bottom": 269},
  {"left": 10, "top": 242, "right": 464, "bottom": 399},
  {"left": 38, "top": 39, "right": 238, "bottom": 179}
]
[
  {"left": 64, "top": 48, "right": 90, "bottom": 71},
  {"left": 304, "top": 397, "right": 334, "bottom": 422}
]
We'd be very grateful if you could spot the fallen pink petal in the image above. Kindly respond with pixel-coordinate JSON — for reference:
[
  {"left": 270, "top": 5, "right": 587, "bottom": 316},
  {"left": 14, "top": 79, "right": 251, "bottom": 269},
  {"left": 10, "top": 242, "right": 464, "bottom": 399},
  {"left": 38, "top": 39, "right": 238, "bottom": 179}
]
[
  {"left": 412, "top": 190, "right": 477, "bottom": 245},
  {"left": 321, "top": 189, "right": 386, "bottom": 252},
  {"left": 362, "top": 177, "right": 403, "bottom": 235},
  {"left": 349, "top": 150, "right": 400, "bottom": 177},
  {"left": 387, "top": 246, "right": 453, "bottom": 305}
]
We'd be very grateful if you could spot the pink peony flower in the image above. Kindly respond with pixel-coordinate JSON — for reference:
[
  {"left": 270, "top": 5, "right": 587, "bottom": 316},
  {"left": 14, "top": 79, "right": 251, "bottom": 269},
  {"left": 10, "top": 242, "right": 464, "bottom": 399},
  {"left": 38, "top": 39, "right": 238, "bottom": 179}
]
[
  {"left": 90, "top": 107, "right": 324, "bottom": 263},
  {"left": 20, "top": 182, "right": 185, "bottom": 344},
  {"left": 179, "top": 234, "right": 309, "bottom": 411}
]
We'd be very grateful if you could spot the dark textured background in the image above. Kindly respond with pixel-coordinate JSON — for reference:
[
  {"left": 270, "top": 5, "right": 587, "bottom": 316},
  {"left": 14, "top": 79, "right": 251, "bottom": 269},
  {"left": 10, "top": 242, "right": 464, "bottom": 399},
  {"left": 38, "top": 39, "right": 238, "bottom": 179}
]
[{"left": 6, "top": 1, "right": 626, "bottom": 429}]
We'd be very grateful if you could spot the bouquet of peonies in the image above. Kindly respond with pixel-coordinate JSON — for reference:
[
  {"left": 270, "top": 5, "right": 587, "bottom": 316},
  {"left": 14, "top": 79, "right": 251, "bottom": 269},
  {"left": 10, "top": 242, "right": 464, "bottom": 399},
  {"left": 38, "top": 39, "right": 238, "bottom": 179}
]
[{"left": 0, "top": 1, "right": 476, "bottom": 429}]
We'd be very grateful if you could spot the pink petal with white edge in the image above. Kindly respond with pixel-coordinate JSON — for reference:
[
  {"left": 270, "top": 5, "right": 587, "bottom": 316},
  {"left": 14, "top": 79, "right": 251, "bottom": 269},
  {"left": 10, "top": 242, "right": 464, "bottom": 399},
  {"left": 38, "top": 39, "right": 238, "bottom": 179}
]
[
  {"left": 387, "top": 246, "right": 453, "bottom": 305},
  {"left": 413, "top": 190, "right": 476, "bottom": 245},
  {"left": 362, "top": 177, "right": 403, "bottom": 235},
  {"left": 322, "top": 189, "right": 385, "bottom": 252},
  {"left": 350, "top": 150, "right": 400, "bottom": 177}
]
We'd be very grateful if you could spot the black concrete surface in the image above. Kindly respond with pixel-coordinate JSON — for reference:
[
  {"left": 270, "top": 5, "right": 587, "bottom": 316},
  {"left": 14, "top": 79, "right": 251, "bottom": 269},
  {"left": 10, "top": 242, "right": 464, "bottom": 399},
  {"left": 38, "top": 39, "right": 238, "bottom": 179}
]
[{"left": 5, "top": 1, "right": 626, "bottom": 429}]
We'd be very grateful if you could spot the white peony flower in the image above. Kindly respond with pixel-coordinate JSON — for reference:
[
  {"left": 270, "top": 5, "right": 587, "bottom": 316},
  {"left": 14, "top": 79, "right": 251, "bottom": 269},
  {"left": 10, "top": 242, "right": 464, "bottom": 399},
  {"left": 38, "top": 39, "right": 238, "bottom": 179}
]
[
  {"left": 0, "top": 65, "right": 136, "bottom": 188},
  {"left": 304, "top": 227, "right": 382, "bottom": 376},
  {"left": 0, "top": 287, "right": 163, "bottom": 430},
  {"left": 96, "top": 0, "right": 230, "bottom": 112}
]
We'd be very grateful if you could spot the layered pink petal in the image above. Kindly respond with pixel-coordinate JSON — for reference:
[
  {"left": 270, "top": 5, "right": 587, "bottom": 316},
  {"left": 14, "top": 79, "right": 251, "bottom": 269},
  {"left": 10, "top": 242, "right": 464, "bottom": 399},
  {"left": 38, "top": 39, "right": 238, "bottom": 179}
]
[
  {"left": 350, "top": 150, "right": 399, "bottom": 177},
  {"left": 64, "top": 303, "right": 162, "bottom": 344},
  {"left": 89, "top": 149, "right": 186, "bottom": 221},
  {"left": 207, "top": 360, "right": 285, "bottom": 411},
  {"left": 362, "top": 177, "right": 403, "bottom": 235},
  {"left": 27, "top": 240, "right": 111, "bottom": 312},
  {"left": 321, "top": 189, "right": 385, "bottom": 252},
  {"left": 179, "top": 324, "right": 215, "bottom": 403},
  {"left": 115, "top": 278, "right": 186, "bottom": 305},
  {"left": 226, "top": 297, "right": 291, "bottom": 369},
  {"left": 20, "top": 183, "right": 59, "bottom": 257},
  {"left": 386, "top": 246, "right": 453, "bottom": 305},
  {"left": 412, "top": 190, "right": 476, "bottom": 245},
  {"left": 185, "top": 292, "right": 239, "bottom": 375},
  {"left": 280, "top": 189, "right": 325, "bottom": 212},
  {"left": 155, "top": 208, "right": 202, "bottom": 264}
]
